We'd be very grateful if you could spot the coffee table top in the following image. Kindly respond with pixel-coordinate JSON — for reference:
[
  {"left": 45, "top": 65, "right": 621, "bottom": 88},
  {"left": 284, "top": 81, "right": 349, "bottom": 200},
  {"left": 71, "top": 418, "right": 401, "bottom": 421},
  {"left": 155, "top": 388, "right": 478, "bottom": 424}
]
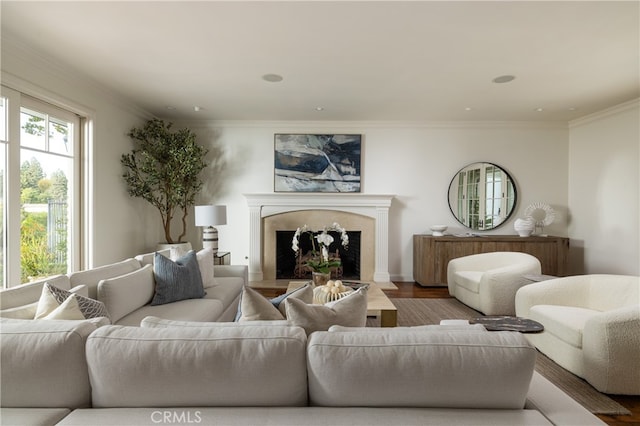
[
  {"left": 287, "top": 281, "right": 396, "bottom": 314},
  {"left": 469, "top": 316, "right": 544, "bottom": 333}
]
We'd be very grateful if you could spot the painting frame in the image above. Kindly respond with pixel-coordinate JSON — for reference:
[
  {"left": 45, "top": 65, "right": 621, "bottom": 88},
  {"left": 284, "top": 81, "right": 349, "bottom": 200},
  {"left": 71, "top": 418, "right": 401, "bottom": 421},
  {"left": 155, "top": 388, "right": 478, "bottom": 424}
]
[{"left": 274, "top": 133, "right": 362, "bottom": 193}]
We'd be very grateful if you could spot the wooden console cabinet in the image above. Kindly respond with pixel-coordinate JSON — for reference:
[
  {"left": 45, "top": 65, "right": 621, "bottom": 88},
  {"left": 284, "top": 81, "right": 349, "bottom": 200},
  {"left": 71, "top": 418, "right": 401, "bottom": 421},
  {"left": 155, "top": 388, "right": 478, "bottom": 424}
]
[{"left": 413, "top": 235, "right": 569, "bottom": 286}]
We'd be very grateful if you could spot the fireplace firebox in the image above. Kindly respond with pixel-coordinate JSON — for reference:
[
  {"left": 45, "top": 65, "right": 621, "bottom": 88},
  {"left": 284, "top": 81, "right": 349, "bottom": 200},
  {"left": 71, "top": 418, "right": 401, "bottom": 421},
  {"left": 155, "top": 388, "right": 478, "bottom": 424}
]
[{"left": 276, "top": 231, "right": 361, "bottom": 280}]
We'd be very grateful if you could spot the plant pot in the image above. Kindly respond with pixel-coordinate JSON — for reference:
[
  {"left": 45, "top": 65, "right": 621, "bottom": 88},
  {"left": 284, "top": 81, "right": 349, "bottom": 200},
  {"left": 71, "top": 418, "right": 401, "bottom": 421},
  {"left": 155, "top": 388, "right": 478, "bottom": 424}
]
[
  {"left": 157, "top": 242, "right": 192, "bottom": 260},
  {"left": 311, "top": 272, "right": 331, "bottom": 288}
]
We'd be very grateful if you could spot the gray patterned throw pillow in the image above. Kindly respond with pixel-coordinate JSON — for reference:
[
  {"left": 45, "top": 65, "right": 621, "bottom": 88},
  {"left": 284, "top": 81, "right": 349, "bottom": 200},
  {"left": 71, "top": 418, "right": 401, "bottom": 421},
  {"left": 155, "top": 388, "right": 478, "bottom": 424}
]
[
  {"left": 151, "top": 250, "right": 205, "bottom": 305},
  {"left": 44, "top": 283, "right": 111, "bottom": 320}
]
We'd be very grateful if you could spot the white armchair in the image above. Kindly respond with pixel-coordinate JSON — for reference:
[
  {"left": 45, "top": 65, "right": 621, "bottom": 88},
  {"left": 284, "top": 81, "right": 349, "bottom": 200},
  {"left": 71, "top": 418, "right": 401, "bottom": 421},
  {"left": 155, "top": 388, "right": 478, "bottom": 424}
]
[
  {"left": 447, "top": 251, "right": 542, "bottom": 315},
  {"left": 515, "top": 275, "right": 640, "bottom": 395}
]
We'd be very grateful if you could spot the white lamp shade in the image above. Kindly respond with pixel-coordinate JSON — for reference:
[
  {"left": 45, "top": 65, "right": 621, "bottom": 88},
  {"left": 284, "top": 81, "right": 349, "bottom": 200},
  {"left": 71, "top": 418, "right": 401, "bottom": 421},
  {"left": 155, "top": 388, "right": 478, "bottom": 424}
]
[{"left": 195, "top": 205, "right": 227, "bottom": 227}]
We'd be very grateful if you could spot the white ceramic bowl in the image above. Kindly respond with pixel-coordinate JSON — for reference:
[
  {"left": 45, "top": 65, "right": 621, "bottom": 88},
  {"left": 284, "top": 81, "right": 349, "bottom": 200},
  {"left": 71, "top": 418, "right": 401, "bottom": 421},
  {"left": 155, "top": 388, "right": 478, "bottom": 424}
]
[{"left": 430, "top": 225, "right": 448, "bottom": 236}]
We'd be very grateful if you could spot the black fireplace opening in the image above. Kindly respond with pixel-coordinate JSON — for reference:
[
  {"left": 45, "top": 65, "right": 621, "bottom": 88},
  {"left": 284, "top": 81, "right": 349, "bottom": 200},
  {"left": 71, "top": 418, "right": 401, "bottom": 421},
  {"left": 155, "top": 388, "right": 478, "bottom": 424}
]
[{"left": 276, "top": 230, "right": 361, "bottom": 280}]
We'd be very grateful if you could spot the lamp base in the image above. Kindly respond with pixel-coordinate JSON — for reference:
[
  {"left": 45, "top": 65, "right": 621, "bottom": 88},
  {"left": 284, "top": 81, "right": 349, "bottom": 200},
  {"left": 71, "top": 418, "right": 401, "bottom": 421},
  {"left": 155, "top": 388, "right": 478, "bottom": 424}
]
[{"left": 202, "top": 226, "right": 219, "bottom": 254}]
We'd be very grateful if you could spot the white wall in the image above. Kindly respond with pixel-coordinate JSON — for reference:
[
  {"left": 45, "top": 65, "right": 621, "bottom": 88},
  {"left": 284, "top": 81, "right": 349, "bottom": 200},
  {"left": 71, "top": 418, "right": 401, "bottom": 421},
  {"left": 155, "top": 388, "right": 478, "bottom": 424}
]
[
  {"left": 180, "top": 121, "right": 569, "bottom": 281},
  {"left": 1, "top": 37, "right": 156, "bottom": 268},
  {"left": 6, "top": 35, "right": 636, "bottom": 280},
  {"left": 568, "top": 100, "right": 640, "bottom": 276}
]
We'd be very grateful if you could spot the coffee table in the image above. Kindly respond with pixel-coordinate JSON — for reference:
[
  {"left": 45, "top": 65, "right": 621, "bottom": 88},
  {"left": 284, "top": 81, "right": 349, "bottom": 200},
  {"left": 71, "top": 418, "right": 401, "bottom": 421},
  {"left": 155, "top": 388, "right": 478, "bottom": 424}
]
[{"left": 287, "top": 281, "right": 397, "bottom": 327}]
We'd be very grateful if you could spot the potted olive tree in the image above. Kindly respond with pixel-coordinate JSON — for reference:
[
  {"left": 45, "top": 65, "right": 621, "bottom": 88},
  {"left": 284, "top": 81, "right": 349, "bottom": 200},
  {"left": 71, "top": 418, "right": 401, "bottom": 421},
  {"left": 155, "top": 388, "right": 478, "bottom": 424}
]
[{"left": 121, "top": 118, "right": 208, "bottom": 253}]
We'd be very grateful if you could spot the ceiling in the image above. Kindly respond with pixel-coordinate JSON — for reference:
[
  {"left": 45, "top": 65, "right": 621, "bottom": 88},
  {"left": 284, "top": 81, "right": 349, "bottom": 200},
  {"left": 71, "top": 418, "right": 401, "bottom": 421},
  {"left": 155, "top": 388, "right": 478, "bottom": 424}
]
[{"left": 2, "top": 1, "right": 638, "bottom": 122}]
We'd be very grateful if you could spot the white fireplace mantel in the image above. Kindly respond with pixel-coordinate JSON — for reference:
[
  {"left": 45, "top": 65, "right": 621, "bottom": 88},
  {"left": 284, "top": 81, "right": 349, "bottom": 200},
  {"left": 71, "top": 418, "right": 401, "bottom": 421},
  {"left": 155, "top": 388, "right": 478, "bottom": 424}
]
[{"left": 244, "top": 193, "right": 394, "bottom": 282}]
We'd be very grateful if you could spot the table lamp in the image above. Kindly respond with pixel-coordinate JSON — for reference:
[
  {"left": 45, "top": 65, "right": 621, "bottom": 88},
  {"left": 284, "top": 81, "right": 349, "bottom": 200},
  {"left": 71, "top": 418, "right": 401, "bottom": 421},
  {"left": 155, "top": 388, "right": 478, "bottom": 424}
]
[{"left": 194, "top": 205, "right": 227, "bottom": 253}]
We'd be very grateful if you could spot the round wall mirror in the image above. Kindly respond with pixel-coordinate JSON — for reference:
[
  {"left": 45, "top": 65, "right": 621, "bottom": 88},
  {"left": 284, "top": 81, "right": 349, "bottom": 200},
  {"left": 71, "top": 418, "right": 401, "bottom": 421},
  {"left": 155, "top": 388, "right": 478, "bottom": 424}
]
[{"left": 448, "top": 162, "right": 517, "bottom": 231}]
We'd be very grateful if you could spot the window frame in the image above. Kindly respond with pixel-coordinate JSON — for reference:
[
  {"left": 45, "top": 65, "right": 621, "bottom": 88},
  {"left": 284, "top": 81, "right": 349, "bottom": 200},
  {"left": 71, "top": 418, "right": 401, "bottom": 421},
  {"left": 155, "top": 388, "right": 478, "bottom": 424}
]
[{"left": 1, "top": 83, "right": 92, "bottom": 288}]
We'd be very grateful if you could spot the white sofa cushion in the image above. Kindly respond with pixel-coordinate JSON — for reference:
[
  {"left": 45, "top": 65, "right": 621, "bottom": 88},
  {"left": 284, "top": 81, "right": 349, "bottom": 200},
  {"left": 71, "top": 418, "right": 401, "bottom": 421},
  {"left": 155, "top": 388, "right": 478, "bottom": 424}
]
[
  {"left": 115, "top": 298, "right": 225, "bottom": 326},
  {"left": 70, "top": 258, "right": 141, "bottom": 299},
  {"left": 0, "top": 302, "right": 38, "bottom": 319},
  {"left": 329, "top": 324, "right": 487, "bottom": 332},
  {"left": 140, "top": 315, "right": 290, "bottom": 328},
  {"left": 307, "top": 329, "right": 536, "bottom": 409},
  {"left": 529, "top": 305, "right": 599, "bottom": 349},
  {"left": 0, "top": 318, "right": 96, "bottom": 408},
  {"left": 202, "top": 277, "right": 244, "bottom": 307},
  {"left": 97, "top": 264, "right": 155, "bottom": 323},
  {"left": 0, "top": 408, "right": 71, "bottom": 426},
  {"left": 0, "top": 274, "right": 71, "bottom": 310},
  {"left": 86, "top": 325, "right": 308, "bottom": 407},
  {"left": 56, "top": 407, "right": 554, "bottom": 426}
]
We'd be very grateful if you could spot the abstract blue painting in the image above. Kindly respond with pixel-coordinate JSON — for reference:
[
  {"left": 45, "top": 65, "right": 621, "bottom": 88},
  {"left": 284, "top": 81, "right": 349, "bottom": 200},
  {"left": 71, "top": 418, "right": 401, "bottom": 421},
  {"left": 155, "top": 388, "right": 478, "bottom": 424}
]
[{"left": 274, "top": 134, "right": 361, "bottom": 192}]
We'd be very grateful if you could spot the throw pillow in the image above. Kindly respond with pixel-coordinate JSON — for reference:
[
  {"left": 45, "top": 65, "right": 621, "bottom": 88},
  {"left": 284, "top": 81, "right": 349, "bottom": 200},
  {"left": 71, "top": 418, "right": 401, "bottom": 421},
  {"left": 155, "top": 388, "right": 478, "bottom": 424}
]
[
  {"left": 196, "top": 247, "right": 215, "bottom": 288},
  {"left": 285, "top": 286, "right": 368, "bottom": 335},
  {"left": 34, "top": 282, "right": 110, "bottom": 320},
  {"left": 97, "top": 264, "right": 155, "bottom": 323},
  {"left": 237, "top": 286, "right": 285, "bottom": 321},
  {"left": 42, "top": 294, "right": 86, "bottom": 320},
  {"left": 152, "top": 250, "right": 205, "bottom": 305},
  {"left": 235, "top": 283, "right": 313, "bottom": 322}
]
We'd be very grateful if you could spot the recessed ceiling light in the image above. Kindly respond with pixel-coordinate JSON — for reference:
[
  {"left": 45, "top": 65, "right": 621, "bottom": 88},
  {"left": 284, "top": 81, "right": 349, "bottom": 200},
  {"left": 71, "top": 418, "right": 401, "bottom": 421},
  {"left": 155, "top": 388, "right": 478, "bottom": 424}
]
[
  {"left": 315, "top": 106, "right": 324, "bottom": 111},
  {"left": 464, "top": 107, "right": 472, "bottom": 111},
  {"left": 262, "top": 73, "right": 284, "bottom": 83},
  {"left": 492, "top": 75, "right": 516, "bottom": 84},
  {"left": 535, "top": 108, "right": 544, "bottom": 112},
  {"left": 194, "top": 106, "right": 203, "bottom": 112},
  {"left": 568, "top": 107, "right": 577, "bottom": 111},
  {"left": 166, "top": 106, "right": 176, "bottom": 110}
]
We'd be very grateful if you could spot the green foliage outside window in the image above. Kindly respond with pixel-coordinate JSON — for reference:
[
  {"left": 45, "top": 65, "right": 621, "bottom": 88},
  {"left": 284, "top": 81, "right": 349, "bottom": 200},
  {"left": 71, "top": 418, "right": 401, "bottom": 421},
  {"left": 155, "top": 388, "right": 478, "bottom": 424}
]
[{"left": 19, "top": 158, "right": 68, "bottom": 282}]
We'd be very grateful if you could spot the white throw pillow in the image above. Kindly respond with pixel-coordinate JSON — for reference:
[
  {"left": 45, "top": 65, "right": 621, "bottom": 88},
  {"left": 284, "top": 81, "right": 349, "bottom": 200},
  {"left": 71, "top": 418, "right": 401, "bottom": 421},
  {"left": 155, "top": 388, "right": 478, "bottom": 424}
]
[
  {"left": 42, "top": 294, "right": 86, "bottom": 320},
  {"left": 97, "top": 264, "right": 155, "bottom": 323},
  {"left": 196, "top": 247, "right": 215, "bottom": 288},
  {"left": 285, "top": 286, "right": 368, "bottom": 335},
  {"left": 35, "top": 282, "right": 110, "bottom": 320},
  {"left": 238, "top": 286, "right": 285, "bottom": 321},
  {"left": 236, "top": 284, "right": 313, "bottom": 322}
]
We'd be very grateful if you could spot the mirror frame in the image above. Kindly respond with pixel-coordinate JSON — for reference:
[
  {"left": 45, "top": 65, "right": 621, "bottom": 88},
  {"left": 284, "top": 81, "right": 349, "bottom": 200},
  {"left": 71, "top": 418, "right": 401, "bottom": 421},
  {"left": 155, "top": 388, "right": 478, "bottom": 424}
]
[{"left": 447, "top": 162, "right": 517, "bottom": 231}]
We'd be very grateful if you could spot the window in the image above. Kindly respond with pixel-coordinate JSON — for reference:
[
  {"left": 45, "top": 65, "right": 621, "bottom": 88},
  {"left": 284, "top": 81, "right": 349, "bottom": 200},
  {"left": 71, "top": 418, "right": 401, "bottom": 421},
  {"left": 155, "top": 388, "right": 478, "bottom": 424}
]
[{"left": 1, "top": 87, "right": 82, "bottom": 287}]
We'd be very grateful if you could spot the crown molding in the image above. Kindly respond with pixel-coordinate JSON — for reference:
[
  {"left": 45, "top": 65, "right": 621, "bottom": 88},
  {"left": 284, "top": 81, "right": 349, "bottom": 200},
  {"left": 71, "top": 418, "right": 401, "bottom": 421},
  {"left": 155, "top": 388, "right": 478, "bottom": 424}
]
[
  {"left": 569, "top": 98, "right": 640, "bottom": 129},
  {"left": 177, "top": 119, "right": 568, "bottom": 130}
]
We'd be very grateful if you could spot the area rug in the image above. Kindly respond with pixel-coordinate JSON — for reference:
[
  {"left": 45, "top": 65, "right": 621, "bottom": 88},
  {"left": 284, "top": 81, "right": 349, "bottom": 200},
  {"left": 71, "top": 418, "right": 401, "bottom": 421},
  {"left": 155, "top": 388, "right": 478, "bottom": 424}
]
[{"left": 366, "top": 298, "right": 630, "bottom": 415}]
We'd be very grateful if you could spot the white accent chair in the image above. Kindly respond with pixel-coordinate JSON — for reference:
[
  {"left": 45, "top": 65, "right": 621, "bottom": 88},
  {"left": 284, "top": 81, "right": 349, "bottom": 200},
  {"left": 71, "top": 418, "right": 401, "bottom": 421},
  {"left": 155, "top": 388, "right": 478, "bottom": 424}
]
[
  {"left": 516, "top": 274, "right": 640, "bottom": 395},
  {"left": 447, "top": 251, "right": 542, "bottom": 315}
]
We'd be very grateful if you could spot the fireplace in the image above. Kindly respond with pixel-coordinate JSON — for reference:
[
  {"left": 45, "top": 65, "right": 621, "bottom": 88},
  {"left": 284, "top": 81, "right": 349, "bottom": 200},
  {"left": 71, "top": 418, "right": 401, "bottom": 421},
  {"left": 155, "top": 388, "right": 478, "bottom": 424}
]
[
  {"left": 275, "top": 230, "right": 361, "bottom": 280},
  {"left": 244, "top": 193, "right": 394, "bottom": 283}
]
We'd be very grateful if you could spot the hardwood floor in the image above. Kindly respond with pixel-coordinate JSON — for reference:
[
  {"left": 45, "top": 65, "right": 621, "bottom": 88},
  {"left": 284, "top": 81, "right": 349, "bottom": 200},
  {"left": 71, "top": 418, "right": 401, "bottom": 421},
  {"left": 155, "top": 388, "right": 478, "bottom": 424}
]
[{"left": 388, "top": 282, "right": 640, "bottom": 426}]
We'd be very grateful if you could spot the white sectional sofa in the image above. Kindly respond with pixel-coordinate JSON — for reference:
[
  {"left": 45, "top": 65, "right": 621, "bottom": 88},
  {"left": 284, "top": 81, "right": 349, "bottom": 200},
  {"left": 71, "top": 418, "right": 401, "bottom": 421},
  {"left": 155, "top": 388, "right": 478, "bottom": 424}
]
[
  {"left": 0, "top": 248, "right": 247, "bottom": 325},
  {"left": 0, "top": 319, "right": 605, "bottom": 426}
]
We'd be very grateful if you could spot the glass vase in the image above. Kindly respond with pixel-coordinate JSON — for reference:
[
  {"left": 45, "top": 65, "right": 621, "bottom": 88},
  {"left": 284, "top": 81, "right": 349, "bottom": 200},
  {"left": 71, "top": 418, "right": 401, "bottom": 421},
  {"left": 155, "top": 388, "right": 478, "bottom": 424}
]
[{"left": 311, "top": 272, "right": 331, "bottom": 287}]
